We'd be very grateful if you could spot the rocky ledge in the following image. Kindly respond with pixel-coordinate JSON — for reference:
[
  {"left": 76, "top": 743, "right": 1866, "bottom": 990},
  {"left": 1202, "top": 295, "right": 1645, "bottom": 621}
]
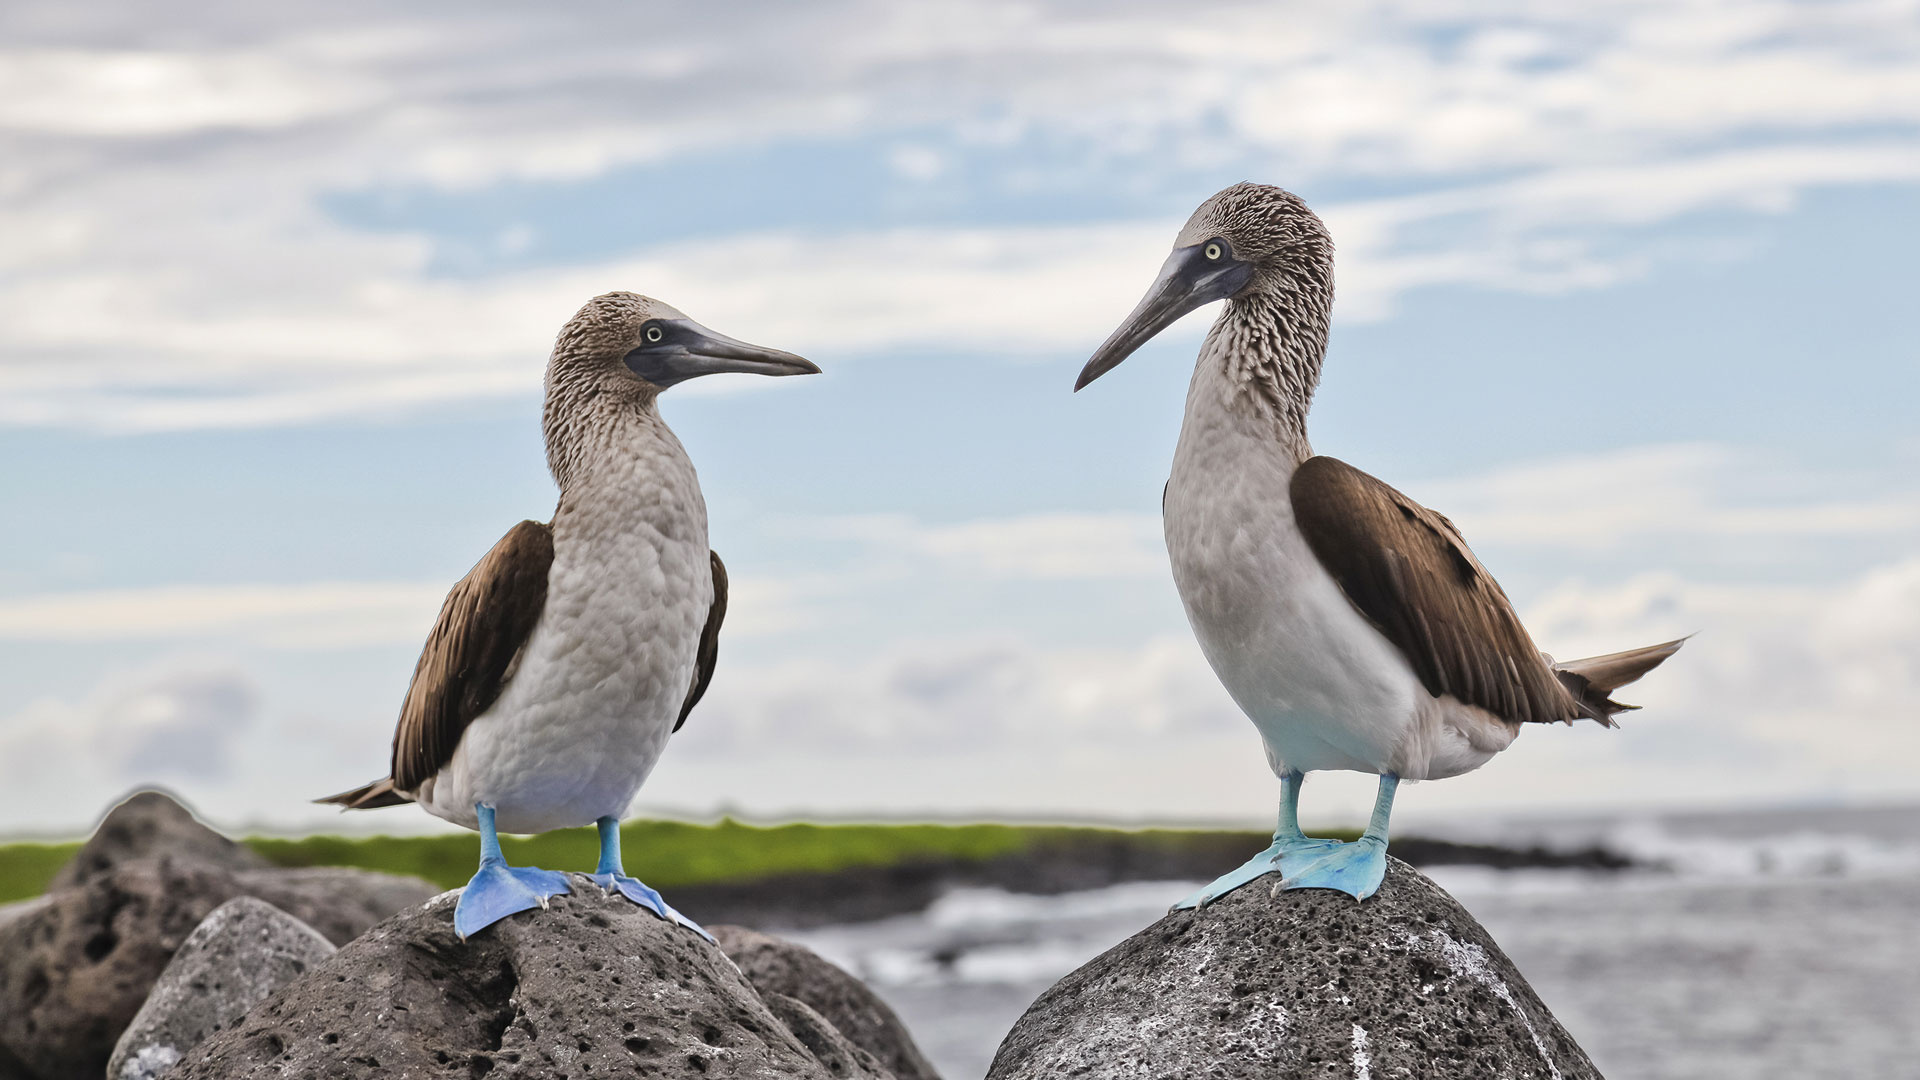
[
  {"left": 0, "top": 793, "right": 440, "bottom": 1080},
  {"left": 0, "top": 791, "right": 940, "bottom": 1080},
  {"left": 163, "top": 882, "right": 929, "bottom": 1080}
]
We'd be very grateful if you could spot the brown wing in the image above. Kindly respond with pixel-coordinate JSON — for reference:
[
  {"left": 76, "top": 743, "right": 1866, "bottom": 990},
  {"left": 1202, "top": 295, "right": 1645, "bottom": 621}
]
[
  {"left": 1290, "top": 456, "right": 1585, "bottom": 726},
  {"left": 391, "top": 520, "right": 555, "bottom": 791},
  {"left": 673, "top": 550, "right": 726, "bottom": 733}
]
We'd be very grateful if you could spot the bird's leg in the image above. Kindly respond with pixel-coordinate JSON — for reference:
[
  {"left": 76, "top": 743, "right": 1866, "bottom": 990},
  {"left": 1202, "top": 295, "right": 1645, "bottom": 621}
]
[
  {"left": 589, "top": 816, "right": 715, "bottom": 942},
  {"left": 1280, "top": 773, "right": 1398, "bottom": 900},
  {"left": 453, "top": 804, "right": 572, "bottom": 940},
  {"left": 1171, "top": 771, "right": 1341, "bottom": 911}
]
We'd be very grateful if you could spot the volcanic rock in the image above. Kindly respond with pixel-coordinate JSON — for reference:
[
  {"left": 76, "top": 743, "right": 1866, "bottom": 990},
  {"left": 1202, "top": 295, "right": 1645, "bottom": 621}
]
[
  {"left": 987, "top": 857, "right": 1599, "bottom": 1080},
  {"left": 713, "top": 924, "right": 940, "bottom": 1080},
  {"left": 0, "top": 858, "right": 434, "bottom": 1080},
  {"left": 106, "top": 897, "right": 336, "bottom": 1080},
  {"left": 47, "top": 791, "right": 269, "bottom": 892},
  {"left": 164, "top": 878, "right": 892, "bottom": 1080}
]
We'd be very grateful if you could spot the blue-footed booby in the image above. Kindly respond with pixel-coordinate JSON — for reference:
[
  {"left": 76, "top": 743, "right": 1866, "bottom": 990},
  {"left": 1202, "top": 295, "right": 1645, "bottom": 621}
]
[
  {"left": 1076, "top": 184, "right": 1682, "bottom": 904},
  {"left": 320, "top": 291, "right": 818, "bottom": 939}
]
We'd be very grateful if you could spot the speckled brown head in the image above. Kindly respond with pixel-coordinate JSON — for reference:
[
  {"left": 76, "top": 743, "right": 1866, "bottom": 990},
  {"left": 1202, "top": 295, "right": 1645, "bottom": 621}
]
[
  {"left": 547, "top": 291, "right": 817, "bottom": 397},
  {"left": 543, "top": 291, "right": 818, "bottom": 484},
  {"left": 1076, "top": 183, "right": 1334, "bottom": 391}
]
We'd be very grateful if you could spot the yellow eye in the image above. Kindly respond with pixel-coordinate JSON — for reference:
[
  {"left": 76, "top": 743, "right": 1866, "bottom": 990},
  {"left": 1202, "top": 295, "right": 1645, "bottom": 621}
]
[
  {"left": 1204, "top": 242, "right": 1223, "bottom": 260},
  {"left": 645, "top": 325, "right": 663, "bottom": 343}
]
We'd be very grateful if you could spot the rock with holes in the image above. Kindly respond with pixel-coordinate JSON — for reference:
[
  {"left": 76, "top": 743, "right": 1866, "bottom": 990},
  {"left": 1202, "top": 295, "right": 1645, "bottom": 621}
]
[
  {"left": 0, "top": 857, "right": 436, "bottom": 1080},
  {"left": 106, "top": 898, "right": 337, "bottom": 1080},
  {"left": 758, "top": 993, "right": 894, "bottom": 1080},
  {"left": 163, "top": 875, "right": 894, "bottom": 1080},
  {"left": 987, "top": 857, "right": 1600, "bottom": 1080},
  {"left": 712, "top": 925, "right": 941, "bottom": 1080},
  {"left": 48, "top": 791, "right": 272, "bottom": 892}
]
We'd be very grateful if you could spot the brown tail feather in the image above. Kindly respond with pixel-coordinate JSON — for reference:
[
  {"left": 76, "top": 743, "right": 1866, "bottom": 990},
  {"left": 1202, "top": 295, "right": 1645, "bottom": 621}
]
[
  {"left": 314, "top": 777, "right": 413, "bottom": 810},
  {"left": 1552, "top": 636, "right": 1688, "bottom": 727}
]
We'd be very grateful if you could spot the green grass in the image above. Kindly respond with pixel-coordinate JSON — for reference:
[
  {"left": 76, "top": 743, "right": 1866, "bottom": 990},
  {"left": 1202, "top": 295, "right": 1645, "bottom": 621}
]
[
  {"left": 0, "top": 819, "right": 1067, "bottom": 904},
  {"left": 246, "top": 819, "right": 1052, "bottom": 893},
  {"left": 0, "top": 841, "right": 83, "bottom": 905}
]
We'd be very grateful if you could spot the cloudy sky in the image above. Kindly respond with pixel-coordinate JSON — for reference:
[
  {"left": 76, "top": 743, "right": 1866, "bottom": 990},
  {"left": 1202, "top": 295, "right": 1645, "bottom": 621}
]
[{"left": 3, "top": 0, "right": 1917, "bottom": 837}]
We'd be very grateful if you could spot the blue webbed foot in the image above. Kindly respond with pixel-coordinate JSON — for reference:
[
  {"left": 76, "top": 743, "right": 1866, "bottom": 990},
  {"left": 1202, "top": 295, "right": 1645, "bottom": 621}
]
[
  {"left": 454, "top": 859, "right": 572, "bottom": 939},
  {"left": 1280, "top": 836, "right": 1389, "bottom": 900},
  {"left": 1171, "top": 836, "right": 1344, "bottom": 911},
  {"left": 591, "top": 872, "right": 716, "bottom": 943}
]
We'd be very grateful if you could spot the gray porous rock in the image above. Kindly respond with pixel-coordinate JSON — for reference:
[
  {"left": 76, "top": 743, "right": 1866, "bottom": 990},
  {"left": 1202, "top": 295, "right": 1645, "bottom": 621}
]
[
  {"left": 0, "top": 896, "right": 51, "bottom": 936},
  {"left": 987, "top": 857, "right": 1600, "bottom": 1080},
  {"left": 759, "top": 993, "right": 894, "bottom": 1080},
  {"left": 229, "top": 867, "right": 441, "bottom": 947},
  {"left": 47, "top": 791, "right": 271, "bottom": 892},
  {"left": 713, "top": 924, "right": 941, "bottom": 1080},
  {"left": 105, "top": 897, "right": 336, "bottom": 1080},
  {"left": 0, "top": 858, "right": 435, "bottom": 1080},
  {"left": 164, "top": 877, "right": 894, "bottom": 1080}
]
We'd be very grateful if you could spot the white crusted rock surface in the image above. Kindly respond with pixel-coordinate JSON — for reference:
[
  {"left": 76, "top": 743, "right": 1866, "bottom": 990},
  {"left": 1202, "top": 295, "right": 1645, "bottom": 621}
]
[{"left": 106, "top": 898, "right": 336, "bottom": 1080}]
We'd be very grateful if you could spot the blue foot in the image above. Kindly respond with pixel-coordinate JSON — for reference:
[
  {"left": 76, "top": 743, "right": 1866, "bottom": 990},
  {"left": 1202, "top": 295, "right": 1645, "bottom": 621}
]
[
  {"left": 1280, "top": 836, "right": 1389, "bottom": 900},
  {"left": 454, "top": 859, "right": 572, "bottom": 939},
  {"left": 1171, "top": 836, "right": 1344, "bottom": 910},
  {"left": 591, "top": 872, "right": 716, "bottom": 943}
]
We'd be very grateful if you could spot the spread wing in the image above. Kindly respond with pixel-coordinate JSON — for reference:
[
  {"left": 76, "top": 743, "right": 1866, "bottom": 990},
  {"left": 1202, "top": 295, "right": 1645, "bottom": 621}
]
[
  {"left": 391, "top": 520, "right": 554, "bottom": 791},
  {"left": 1290, "top": 456, "right": 1582, "bottom": 726},
  {"left": 673, "top": 550, "right": 727, "bottom": 733}
]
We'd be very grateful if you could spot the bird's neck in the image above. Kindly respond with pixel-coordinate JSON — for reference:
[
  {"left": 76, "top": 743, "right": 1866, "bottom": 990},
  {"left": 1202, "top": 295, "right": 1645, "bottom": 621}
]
[
  {"left": 543, "top": 377, "right": 672, "bottom": 495},
  {"left": 1186, "top": 288, "right": 1329, "bottom": 462}
]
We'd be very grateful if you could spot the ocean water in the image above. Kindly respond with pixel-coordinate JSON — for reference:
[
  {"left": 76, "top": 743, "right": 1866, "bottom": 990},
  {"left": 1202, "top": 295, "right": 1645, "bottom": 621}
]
[{"left": 789, "top": 805, "right": 1920, "bottom": 1080}]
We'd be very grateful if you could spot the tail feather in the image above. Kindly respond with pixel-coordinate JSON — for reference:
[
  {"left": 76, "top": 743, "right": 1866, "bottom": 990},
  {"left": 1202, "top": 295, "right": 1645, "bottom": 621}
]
[
  {"left": 1552, "top": 636, "right": 1688, "bottom": 727},
  {"left": 314, "top": 777, "right": 413, "bottom": 810}
]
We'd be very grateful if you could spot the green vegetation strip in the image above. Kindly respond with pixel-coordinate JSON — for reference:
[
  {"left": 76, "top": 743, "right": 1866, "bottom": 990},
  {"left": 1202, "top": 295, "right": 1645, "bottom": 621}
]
[
  {"left": 3, "top": 819, "right": 1186, "bottom": 904},
  {"left": 248, "top": 820, "right": 1053, "bottom": 894}
]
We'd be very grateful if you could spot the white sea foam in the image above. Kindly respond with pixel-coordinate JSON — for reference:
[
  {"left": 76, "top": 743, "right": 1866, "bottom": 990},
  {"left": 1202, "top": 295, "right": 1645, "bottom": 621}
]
[{"left": 1599, "top": 818, "right": 1920, "bottom": 881}]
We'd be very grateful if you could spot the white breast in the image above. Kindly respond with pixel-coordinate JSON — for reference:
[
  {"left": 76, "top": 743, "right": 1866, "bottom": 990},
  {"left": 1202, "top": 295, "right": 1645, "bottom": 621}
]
[
  {"left": 1165, "top": 361, "right": 1515, "bottom": 781},
  {"left": 420, "top": 420, "right": 711, "bottom": 835}
]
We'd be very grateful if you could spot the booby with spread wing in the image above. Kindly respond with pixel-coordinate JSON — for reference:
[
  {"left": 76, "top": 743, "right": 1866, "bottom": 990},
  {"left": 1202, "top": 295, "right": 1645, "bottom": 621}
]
[
  {"left": 1076, "top": 184, "right": 1682, "bottom": 904},
  {"left": 320, "top": 291, "right": 817, "bottom": 939}
]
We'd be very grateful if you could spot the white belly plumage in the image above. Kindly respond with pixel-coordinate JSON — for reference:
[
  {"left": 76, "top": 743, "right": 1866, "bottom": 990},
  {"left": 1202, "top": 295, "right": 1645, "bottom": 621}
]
[
  {"left": 1166, "top": 376, "right": 1518, "bottom": 782},
  {"left": 415, "top": 444, "right": 712, "bottom": 835}
]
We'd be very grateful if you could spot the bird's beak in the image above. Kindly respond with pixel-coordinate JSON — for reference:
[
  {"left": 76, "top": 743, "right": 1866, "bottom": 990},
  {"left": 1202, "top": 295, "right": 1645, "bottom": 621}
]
[
  {"left": 626, "top": 319, "right": 821, "bottom": 388},
  {"left": 1075, "top": 243, "right": 1253, "bottom": 391}
]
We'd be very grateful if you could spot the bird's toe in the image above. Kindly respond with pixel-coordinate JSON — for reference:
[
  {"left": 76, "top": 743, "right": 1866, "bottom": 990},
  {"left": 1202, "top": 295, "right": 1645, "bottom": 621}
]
[
  {"left": 597, "top": 873, "right": 716, "bottom": 942},
  {"left": 1278, "top": 838, "right": 1388, "bottom": 900},
  {"left": 455, "top": 862, "right": 573, "bottom": 939}
]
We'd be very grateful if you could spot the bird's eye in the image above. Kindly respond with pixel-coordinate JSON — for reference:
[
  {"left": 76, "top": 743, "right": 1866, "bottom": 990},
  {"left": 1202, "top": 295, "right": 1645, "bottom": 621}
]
[
  {"left": 1204, "top": 242, "right": 1223, "bottom": 261},
  {"left": 645, "top": 325, "right": 664, "bottom": 343}
]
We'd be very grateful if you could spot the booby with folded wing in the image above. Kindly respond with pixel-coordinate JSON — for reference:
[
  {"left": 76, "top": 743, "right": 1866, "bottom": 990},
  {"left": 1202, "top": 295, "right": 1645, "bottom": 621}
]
[
  {"left": 1076, "top": 184, "right": 1682, "bottom": 903},
  {"left": 321, "top": 291, "right": 818, "bottom": 938}
]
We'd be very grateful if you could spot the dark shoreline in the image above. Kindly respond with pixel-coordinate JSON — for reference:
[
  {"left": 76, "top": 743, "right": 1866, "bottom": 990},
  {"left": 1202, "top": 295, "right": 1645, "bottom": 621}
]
[{"left": 673, "top": 830, "right": 1635, "bottom": 929}]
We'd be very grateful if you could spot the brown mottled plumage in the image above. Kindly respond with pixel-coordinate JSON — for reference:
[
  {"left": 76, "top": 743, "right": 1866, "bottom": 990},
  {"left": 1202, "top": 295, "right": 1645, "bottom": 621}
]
[{"left": 318, "top": 292, "right": 762, "bottom": 816}]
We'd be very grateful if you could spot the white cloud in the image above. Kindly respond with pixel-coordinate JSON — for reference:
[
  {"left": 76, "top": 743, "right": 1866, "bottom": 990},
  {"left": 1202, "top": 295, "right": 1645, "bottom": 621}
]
[
  {"left": 0, "top": 48, "right": 382, "bottom": 136},
  {"left": 0, "top": 573, "right": 805, "bottom": 646},
  {"left": 0, "top": 658, "right": 260, "bottom": 786},
  {"left": 1421, "top": 443, "right": 1920, "bottom": 553},
  {"left": 0, "top": 1, "right": 1916, "bottom": 429},
  {"left": 814, "top": 511, "right": 1166, "bottom": 580},
  {"left": 0, "top": 582, "right": 447, "bottom": 647},
  {"left": 676, "top": 634, "right": 1244, "bottom": 758}
]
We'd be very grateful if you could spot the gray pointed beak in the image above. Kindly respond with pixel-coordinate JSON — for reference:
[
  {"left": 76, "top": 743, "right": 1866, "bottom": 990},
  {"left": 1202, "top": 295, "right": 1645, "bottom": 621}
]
[
  {"left": 1075, "top": 244, "right": 1253, "bottom": 391},
  {"left": 626, "top": 319, "right": 820, "bottom": 388}
]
